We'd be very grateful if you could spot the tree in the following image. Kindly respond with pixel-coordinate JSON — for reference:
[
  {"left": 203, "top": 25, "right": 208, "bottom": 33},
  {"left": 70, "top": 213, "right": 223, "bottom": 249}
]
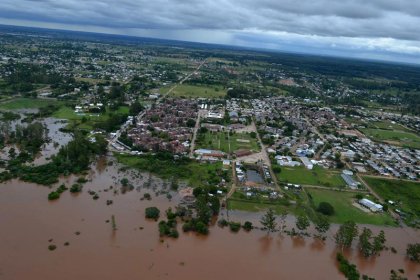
[
  {"left": 145, "top": 207, "right": 160, "bottom": 221},
  {"left": 336, "top": 253, "right": 361, "bottom": 280},
  {"left": 317, "top": 202, "right": 335, "bottom": 216},
  {"left": 129, "top": 102, "right": 143, "bottom": 116},
  {"left": 406, "top": 243, "right": 420, "bottom": 262},
  {"left": 372, "top": 230, "right": 386, "bottom": 254},
  {"left": 359, "top": 227, "right": 373, "bottom": 257},
  {"left": 260, "top": 208, "right": 277, "bottom": 234},
  {"left": 335, "top": 221, "right": 358, "bottom": 250},
  {"left": 315, "top": 216, "right": 330, "bottom": 236},
  {"left": 296, "top": 215, "right": 310, "bottom": 233},
  {"left": 186, "top": 118, "right": 196, "bottom": 127},
  {"left": 278, "top": 211, "right": 288, "bottom": 234}
]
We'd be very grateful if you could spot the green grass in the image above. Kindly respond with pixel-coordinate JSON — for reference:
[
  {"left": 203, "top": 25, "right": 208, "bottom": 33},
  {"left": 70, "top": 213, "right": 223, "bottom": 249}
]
[
  {"left": 363, "top": 176, "right": 420, "bottom": 219},
  {"left": 227, "top": 199, "right": 302, "bottom": 215},
  {"left": 276, "top": 166, "right": 347, "bottom": 188},
  {"left": 360, "top": 128, "right": 420, "bottom": 149},
  {"left": 196, "top": 131, "right": 260, "bottom": 153},
  {"left": 0, "top": 98, "right": 62, "bottom": 110},
  {"left": 115, "top": 153, "right": 229, "bottom": 188},
  {"left": 160, "top": 84, "right": 226, "bottom": 98},
  {"left": 307, "top": 188, "right": 396, "bottom": 226},
  {"left": 52, "top": 105, "right": 129, "bottom": 131},
  {"left": 369, "top": 121, "right": 412, "bottom": 133}
]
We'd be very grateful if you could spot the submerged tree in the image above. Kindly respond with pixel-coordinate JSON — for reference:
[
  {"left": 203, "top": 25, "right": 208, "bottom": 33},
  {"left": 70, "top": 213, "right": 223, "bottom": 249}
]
[
  {"left": 260, "top": 208, "right": 277, "bottom": 235},
  {"left": 296, "top": 215, "right": 310, "bottom": 234},
  {"left": 406, "top": 243, "right": 420, "bottom": 262},
  {"left": 315, "top": 216, "right": 330, "bottom": 239},
  {"left": 335, "top": 221, "right": 358, "bottom": 250}
]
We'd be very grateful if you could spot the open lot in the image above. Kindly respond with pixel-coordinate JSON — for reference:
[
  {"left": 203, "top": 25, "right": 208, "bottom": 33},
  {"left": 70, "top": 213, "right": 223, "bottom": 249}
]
[
  {"left": 160, "top": 84, "right": 226, "bottom": 98},
  {"left": 360, "top": 127, "right": 420, "bottom": 149},
  {"left": 363, "top": 176, "right": 420, "bottom": 222},
  {"left": 307, "top": 188, "right": 396, "bottom": 226},
  {"left": 196, "top": 131, "right": 260, "bottom": 153},
  {"left": 275, "top": 166, "right": 347, "bottom": 188}
]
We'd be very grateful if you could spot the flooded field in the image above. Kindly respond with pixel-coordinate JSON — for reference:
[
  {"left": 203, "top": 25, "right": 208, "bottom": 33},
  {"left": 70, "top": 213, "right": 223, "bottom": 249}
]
[{"left": 0, "top": 157, "right": 419, "bottom": 280}]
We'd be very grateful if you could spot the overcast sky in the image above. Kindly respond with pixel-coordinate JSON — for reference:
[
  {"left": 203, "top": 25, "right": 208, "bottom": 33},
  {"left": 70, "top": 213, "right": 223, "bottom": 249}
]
[{"left": 0, "top": 0, "right": 419, "bottom": 64}]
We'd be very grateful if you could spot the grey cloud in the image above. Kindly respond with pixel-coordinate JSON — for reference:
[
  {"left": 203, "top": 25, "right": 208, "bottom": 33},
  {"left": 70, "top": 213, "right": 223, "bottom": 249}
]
[
  {"left": 0, "top": 0, "right": 419, "bottom": 39},
  {"left": 0, "top": 0, "right": 420, "bottom": 62}
]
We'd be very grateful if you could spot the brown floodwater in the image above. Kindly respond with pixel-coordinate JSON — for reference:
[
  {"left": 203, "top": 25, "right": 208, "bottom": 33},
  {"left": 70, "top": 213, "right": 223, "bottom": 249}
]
[{"left": 0, "top": 157, "right": 419, "bottom": 280}]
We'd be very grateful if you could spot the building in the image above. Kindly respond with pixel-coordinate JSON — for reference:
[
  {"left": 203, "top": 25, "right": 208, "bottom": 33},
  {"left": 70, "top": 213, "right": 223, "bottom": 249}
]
[
  {"left": 341, "top": 173, "right": 360, "bottom": 189},
  {"left": 358, "top": 198, "right": 383, "bottom": 212},
  {"left": 300, "top": 156, "right": 313, "bottom": 170}
]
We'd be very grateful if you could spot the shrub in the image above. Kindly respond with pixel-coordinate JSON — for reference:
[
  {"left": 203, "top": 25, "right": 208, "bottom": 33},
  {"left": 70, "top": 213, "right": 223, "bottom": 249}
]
[{"left": 145, "top": 207, "right": 160, "bottom": 220}]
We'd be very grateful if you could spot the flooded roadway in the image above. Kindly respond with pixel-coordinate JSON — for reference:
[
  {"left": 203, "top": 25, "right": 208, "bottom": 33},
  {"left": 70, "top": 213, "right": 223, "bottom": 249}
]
[{"left": 0, "top": 157, "right": 419, "bottom": 280}]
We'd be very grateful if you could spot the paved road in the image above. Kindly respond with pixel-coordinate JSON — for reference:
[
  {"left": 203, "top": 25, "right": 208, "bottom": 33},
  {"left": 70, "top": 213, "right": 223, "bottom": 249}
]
[
  {"left": 252, "top": 121, "right": 280, "bottom": 190},
  {"left": 189, "top": 110, "right": 204, "bottom": 157}
]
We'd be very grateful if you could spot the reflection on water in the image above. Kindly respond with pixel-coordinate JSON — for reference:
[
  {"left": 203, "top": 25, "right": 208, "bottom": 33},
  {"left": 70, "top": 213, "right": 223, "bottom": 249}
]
[{"left": 0, "top": 157, "right": 418, "bottom": 280}]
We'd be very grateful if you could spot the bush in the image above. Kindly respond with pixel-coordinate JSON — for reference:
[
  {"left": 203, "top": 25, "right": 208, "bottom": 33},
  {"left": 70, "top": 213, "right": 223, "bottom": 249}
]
[
  {"left": 48, "top": 191, "right": 60, "bottom": 200},
  {"left": 145, "top": 207, "right": 160, "bottom": 221},
  {"left": 70, "top": 184, "right": 82, "bottom": 193},
  {"left": 195, "top": 221, "right": 209, "bottom": 235},
  {"left": 218, "top": 219, "right": 229, "bottom": 228},
  {"left": 48, "top": 245, "right": 57, "bottom": 251},
  {"left": 243, "top": 221, "right": 253, "bottom": 231},
  {"left": 229, "top": 222, "right": 241, "bottom": 232},
  {"left": 317, "top": 202, "right": 335, "bottom": 216}
]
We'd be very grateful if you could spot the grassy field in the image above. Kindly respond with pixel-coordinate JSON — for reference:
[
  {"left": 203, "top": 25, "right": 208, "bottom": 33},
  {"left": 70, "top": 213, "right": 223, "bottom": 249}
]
[
  {"left": 307, "top": 188, "right": 396, "bottom": 226},
  {"left": 53, "top": 105, "right": 129, "bottom": 130},
  {"left": 160, "top": 84, "right": 226, "bottom": 98},
  {"left": 360, "top": 127, "right": 420, "bottom": 149},
  {"left": 0, "top": 98, "right": 62, "bottom": 110},
  {"left": 115, "top": 153, "right": 230, "bottom": 188},
  {"left": 369, "top": 120, "right": 412, "bottom": 132},
  {"left": 363, "top": 176, "right": 420, "bottom": 219},
  {"left": 276, "top": 166, "right": 347, "bottom": 188},
  {"left": 227, "top": 199, "right": 305, "bottom": 215},
  {"left": 196, "top": 131, "right": 260, "bottom": 153}
]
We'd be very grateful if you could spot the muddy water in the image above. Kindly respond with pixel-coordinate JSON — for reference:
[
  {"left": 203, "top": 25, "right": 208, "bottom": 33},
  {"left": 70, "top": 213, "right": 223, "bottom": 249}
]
[{"left": 0, "top": 158, "right": 419, "bottom": 280}]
